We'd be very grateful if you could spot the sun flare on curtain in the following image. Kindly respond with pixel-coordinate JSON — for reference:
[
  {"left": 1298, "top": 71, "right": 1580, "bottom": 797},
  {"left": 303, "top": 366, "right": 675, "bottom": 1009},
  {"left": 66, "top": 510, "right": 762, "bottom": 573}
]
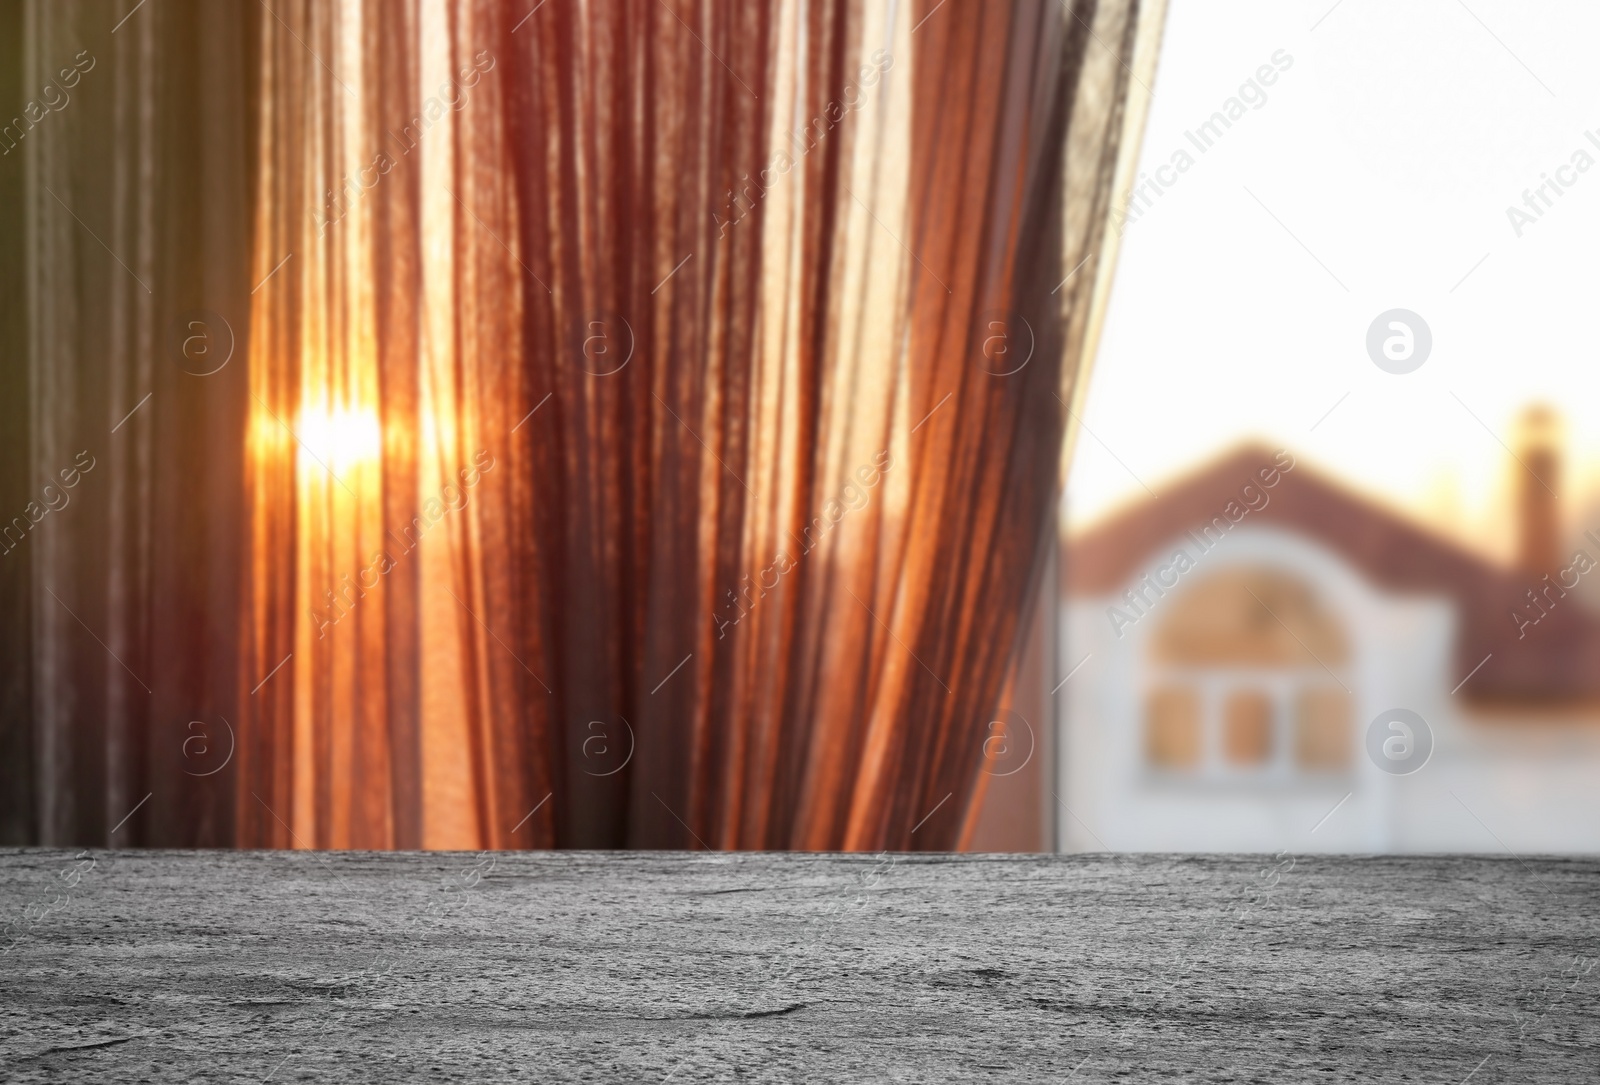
[{"left": 237, "top": 0, "right": 1149, "bottom": 852}]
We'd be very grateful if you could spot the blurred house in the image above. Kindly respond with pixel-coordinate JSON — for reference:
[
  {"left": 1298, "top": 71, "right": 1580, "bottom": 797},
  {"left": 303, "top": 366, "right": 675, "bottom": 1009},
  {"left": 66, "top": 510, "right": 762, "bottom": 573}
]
[{"left": 1057, "top": 418, "right": 1600, "bottom": 854}]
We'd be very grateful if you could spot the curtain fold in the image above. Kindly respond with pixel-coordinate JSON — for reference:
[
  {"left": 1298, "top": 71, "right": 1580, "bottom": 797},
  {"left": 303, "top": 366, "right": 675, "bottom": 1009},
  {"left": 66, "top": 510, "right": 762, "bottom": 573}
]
[
  {"left": 5, "top": 0, "right": 1150, "bottom": 851},
  {"left": 2, "top": 0, "right": 256, "bottom": 847}
]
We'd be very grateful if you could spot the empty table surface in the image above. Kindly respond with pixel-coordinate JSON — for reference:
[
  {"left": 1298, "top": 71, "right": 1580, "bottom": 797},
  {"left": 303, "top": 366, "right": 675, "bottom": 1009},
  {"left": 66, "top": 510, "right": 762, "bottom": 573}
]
[{"left": 2, "top": 850, "right": 1596, "bottom": 1082}]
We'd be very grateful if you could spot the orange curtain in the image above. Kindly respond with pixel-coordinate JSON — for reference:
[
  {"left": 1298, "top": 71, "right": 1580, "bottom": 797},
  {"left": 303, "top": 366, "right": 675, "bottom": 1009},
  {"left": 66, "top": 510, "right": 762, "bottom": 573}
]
[
  {"left": 3, "top": 0, "right": 258, "bottom": 847},
  {"left": 238, "top": 0, "right": 1145, "bottom": 851}
]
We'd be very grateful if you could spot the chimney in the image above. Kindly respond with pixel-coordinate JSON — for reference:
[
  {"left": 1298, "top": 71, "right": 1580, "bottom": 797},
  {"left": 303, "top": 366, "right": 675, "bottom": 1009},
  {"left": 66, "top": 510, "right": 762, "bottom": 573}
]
[{"left": 1515, "top": 405, "right": 1562, "bottom": 576}]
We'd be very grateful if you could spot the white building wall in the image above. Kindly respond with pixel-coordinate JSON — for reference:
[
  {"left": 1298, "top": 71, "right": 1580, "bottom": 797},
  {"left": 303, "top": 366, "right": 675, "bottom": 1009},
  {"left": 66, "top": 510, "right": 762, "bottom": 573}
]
[{"left": 1058, "top": 525, "right": 1600, "bottom": 854}]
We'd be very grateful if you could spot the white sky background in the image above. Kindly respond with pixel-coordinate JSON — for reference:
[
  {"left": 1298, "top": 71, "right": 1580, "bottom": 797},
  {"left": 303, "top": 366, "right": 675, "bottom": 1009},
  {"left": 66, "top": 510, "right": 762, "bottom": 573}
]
[{"left": 1066, "top": 0, "right": 1600, "bottom": 558}]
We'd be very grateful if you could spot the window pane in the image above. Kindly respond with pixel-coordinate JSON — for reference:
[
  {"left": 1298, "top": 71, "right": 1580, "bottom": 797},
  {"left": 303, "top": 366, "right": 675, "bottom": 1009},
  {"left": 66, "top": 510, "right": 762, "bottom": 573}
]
[
  {"left": 1295, "top": 688, "right": 1351, "bottom": 769},
  {"left": 1222, "top": 689, "right": 1273, "bottom": 766},
  {"left": 1150, "top": 570, "right": 1350, "bottom": 667},
  {"left": 1146, "top": 686, "right": 1201, "bottom": 768}
]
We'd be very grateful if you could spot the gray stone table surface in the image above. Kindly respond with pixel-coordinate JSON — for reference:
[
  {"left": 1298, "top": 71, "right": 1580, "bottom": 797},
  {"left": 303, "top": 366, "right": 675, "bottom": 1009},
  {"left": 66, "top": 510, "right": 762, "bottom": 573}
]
[{"left": 1, "top": 850, "right": 1597, "bottom": 1082}]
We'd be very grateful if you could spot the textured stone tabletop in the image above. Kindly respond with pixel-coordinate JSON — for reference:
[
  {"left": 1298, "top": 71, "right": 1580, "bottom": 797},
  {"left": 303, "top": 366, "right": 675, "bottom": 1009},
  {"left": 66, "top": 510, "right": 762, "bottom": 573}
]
[{"left": 1, "top": 850, "right": 1597, "bottom": 1082}]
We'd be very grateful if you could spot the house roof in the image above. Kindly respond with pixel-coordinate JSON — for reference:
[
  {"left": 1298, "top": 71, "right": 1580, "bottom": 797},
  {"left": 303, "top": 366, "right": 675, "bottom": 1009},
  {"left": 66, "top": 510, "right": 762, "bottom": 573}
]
[{"left": 1066, "top": 443, "right": 1600, "bottom": 703}]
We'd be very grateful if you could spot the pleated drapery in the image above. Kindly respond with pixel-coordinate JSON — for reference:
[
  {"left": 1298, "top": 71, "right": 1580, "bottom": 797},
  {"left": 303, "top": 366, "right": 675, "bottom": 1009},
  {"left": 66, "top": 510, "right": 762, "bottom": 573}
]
[
  {"left": 3, "top": 0, "right": 1157, "bottom": 851},
  {"left": 1, "top": 0, "right": 257, "bottom": 847}
]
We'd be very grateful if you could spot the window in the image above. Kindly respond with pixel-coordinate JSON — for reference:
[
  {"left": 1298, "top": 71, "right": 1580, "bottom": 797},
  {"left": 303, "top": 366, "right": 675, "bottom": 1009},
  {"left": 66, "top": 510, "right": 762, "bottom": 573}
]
[
  {"left": 1295, "top": 688, "right": 1352, "bottom": 770},
  {"left": 1222, "top": 689, "right": 1273, "bottom": 766},
  {"left": 1147, "top": 686, "right": 1201, "bottom": 767},
  {"left": 1142, "top": 568, "right": 1352, "bottom": 777}
]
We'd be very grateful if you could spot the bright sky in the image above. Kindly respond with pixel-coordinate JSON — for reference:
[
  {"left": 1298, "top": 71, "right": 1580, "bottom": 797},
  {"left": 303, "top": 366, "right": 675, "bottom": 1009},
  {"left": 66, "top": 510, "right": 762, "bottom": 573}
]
[{"left": 1067, "top": 0, "right": 1600, "bottom": 561}]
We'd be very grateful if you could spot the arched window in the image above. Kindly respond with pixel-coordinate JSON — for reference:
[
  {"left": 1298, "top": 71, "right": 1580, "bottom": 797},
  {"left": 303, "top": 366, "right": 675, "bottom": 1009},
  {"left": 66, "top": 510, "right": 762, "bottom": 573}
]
[{"left": 1143, "top": 568, "right": 1352, "bottom": 776}]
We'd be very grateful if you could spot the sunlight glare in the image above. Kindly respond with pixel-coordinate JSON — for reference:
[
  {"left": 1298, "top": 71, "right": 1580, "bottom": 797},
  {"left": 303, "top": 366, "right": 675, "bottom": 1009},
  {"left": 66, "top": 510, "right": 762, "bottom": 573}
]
[{"left": 297, "top": 403, "right": 381, "bottom": 476}]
